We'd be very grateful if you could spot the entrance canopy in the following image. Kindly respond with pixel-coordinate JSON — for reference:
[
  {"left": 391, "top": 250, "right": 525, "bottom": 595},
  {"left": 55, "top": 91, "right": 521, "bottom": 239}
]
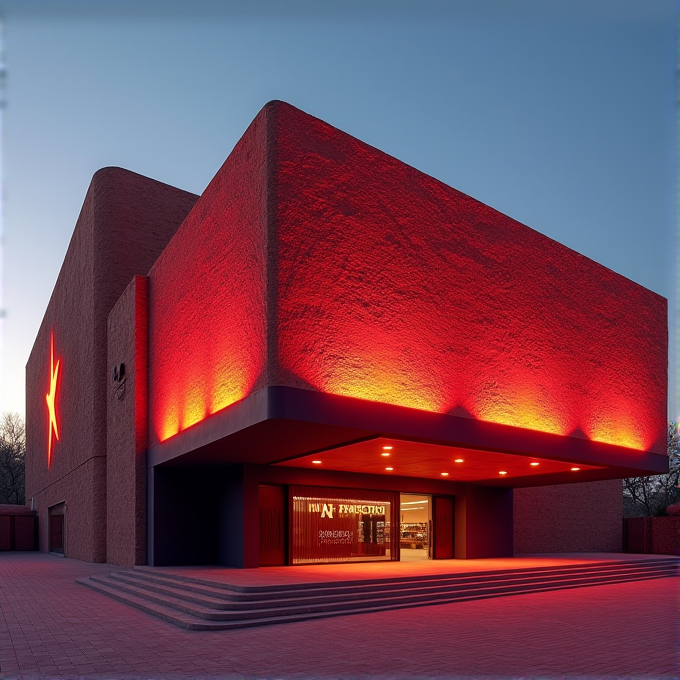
[
  {"left": 149, "top": 385, "right": 668, "bottom": 488},
  {"left": 277, "top": 436, "right": 604, "bottom": 484}
]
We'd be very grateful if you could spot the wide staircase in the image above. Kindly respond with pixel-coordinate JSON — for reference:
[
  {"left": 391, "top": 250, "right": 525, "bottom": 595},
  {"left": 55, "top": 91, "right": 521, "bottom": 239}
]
[{"left": 76, "top": 557, "right": 678, "bottom": 631}]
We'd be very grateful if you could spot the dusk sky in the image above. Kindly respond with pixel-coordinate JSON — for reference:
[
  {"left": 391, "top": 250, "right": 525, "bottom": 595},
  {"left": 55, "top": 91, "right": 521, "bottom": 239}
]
[{"left": 0, "top": 0, "right": 675, "bottom": 418}]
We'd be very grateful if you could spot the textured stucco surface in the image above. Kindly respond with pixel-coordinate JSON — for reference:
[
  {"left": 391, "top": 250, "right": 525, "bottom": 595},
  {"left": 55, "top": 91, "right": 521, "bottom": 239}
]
[
  {"left": 26, "top": 168, "right": 197, "bottom": 561},
  {"left": 148, "top": 109, "right": 270, "bottom": 445},
  {"left": 514, "top": 480, "right": 623, "bottom": 553},
  {"left": 107, "top": 276, "right": 148, "bottom": 566},
  {"left": 271, "top": 103, "right": 667, "bottom": 455},
  {"left": 147, "top": 101, "right": 666, "bottom": 455}
]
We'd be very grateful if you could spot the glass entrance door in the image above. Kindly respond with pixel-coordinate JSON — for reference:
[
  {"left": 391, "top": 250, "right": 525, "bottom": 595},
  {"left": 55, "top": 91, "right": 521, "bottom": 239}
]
[{"left": 399, "top": 494, "right": 431, "bottom": 560}]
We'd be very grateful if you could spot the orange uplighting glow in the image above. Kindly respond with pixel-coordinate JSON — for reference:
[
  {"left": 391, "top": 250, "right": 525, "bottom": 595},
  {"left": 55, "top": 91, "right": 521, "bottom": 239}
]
[
  {"left": 386, "top": 467, "right": 394, "bottom": 471},
  {"left": 382, "top": 446, "right": 393, "bottom": 450},
  {"left": 279, "top": 322, "right": 448, "bottom": 414},
  {"left": 530, "top": 462, "right": 539, "bottom": 466},
  {"left": 471, "top": 382, "right": 571, "bottom": 438},
  {"left": 381, "top": 452, "right": 390, "bottom": 457},
  {"left": 156, "top": 360, "right": 257, "bottom": 442},
  {"left": 571, "top": 467, "right": 580, "bottom": 471},
  {"left": 582, "top": 402, "right": 649, "bottom": 451},
  {"left": 441, "top": 472, "right": 449, "bottom": 476},
  {"left": 45, "top": 331, "right": 60, "bottom": 468},
  {"left": 499, "top": 471, "right": 507, "bottom": 475},
  {"left": 312, "top": 460, "right": 322, "bottom": 464},
  {"left": 148, "top": 113, "right": 269, "bottom": 444},
  {"left": 454, "top": 458, "right": 464, "bottom": 463}
]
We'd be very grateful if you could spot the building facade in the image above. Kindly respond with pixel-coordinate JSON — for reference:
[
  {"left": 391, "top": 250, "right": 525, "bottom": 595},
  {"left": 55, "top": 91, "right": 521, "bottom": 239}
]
[{"left": 26, "top": 101, "right": 668, "bottom": 567}]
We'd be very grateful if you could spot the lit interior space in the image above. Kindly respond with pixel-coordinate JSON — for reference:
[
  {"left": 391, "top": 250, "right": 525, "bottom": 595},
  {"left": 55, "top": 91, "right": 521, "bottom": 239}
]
[{"left": 400, "top": 494, "right": 431, "bottom": 561}]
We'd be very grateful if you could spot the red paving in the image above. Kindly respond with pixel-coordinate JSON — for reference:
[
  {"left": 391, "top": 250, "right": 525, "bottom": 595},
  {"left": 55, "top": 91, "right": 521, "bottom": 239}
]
[{"left": 0, "top": 552, "right": 677, "bottom": 679}]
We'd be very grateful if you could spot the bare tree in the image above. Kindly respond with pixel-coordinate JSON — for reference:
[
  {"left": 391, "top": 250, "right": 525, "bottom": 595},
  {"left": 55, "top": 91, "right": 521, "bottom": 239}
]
[
  {"left": 0, "top": 412, "right": 26, "bottom": 505},
  {"left": 623, "top": 422, "right": 680, "bottom": 517}
]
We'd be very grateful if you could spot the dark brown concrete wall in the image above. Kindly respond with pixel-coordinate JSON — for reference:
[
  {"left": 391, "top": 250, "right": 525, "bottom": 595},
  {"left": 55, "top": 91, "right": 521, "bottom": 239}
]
[
  {"left": 14, "top": 516, "right": 37, "bottom": 550},
  {"left": 624, "top": 516, "right": 680, "bottom": 555},
  {"left": 0, "top": 514, "right": 37, "bottom": 551},
  {"left": 455, "top": 485, "right": 513, "bottom": 559},
  {"left": 0, "top": 515, "right": 9, "bottom": 549},
  {"left": 513, "top": 480, "right": 622, "bottom": 553},
  {"left": 107, "top": 276, "right": 148, "bottom": 566},
  {"left": 26, "top": 168, "right": 198, "bottom": 562}
]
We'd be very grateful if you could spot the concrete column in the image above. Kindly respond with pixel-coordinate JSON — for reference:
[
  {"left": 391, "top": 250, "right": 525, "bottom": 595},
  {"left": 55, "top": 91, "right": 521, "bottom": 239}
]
[
  {"left": 217, "top": 464, "right": 260, "bottom": 568},
  {"left": 107, "top": 275, "right": 148, "bottom": 566}
]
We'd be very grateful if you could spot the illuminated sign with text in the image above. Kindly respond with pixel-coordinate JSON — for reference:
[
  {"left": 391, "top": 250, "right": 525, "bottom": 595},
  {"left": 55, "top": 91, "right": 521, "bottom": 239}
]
[{"left": 291, "top": 486, "right": 396, "bottom": 564}]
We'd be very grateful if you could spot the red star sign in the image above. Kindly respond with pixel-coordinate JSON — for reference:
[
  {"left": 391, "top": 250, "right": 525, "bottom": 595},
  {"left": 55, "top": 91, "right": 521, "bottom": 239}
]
[{"left": 45, "top": 331, "right": 60, "bottom": 467}]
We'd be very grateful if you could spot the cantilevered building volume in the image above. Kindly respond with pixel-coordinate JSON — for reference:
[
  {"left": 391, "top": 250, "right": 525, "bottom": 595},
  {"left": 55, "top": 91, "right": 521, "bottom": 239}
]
[{"left": 26, "top": 101, "right": 667, "bottom": 567}]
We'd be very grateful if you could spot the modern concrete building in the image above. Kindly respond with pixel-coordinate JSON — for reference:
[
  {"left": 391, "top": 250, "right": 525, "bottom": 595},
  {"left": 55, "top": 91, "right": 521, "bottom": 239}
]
[{"left": 25, "top": 101, "right": 668, "bottom": 568}]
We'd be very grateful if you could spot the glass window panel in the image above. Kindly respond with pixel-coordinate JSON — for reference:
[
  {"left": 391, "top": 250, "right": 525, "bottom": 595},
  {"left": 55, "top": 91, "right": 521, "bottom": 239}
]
[{"left": 290, "top": 486, "right": 397, "bottom": 564}]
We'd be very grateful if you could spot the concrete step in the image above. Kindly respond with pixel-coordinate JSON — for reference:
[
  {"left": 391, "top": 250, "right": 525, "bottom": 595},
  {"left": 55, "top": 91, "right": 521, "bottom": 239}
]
[
  {"left": 77, "top": 566, "right": 678, "bottom": 631},
  {"left": 106, "top": 572, "right": 246, "bottom": 610},
  {"left": 130, "top": 556, "right": 680, "bottom": 597},
  {"left": 90, "top": 567, "right": 678, "bottom": 621},
  {"left": 77, "top": 559, "right": 678, "bottom": 629},
  {"left": 127, "top": 557, "right": 679, "bottom": 600},
  {"left": 111, "top": 562, "right": 678, "bottom": 611}
]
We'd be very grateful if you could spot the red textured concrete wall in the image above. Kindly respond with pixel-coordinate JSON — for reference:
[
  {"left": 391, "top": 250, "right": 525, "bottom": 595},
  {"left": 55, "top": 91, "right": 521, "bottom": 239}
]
[
  {"left": 26, "top": 168, "right": 198, "bottom": 561},
  {"left": 513, "top": 480, "right": 622, "bottom": 553},
  {"left": 107, "top": 276, "right": 148, "bottom": 566},
  {"left": 147, "top": 101, "right": 666, "bottom": 457},
  {"left": 271, "top": 102, "right": 666, "bottom": 455},
  {"left": 148, "top": 110, "right": 270, "bottom": 445}
]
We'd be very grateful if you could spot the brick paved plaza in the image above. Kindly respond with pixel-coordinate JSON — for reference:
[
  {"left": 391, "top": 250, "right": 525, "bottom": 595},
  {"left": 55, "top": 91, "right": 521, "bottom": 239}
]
[{"left": 0, "top": 552, "right": 677, "bottom": 679}]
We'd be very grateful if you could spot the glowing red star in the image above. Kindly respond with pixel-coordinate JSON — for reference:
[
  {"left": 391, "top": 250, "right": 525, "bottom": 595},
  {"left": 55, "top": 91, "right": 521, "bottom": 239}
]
[{"left": 45, "top": 331, "right": 60, "bottom": 467}]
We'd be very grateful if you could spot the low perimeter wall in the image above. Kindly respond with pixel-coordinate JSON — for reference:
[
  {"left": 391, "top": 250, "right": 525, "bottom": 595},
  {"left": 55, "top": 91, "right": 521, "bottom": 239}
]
[
  {"left": 623, "top": 516, "right": 680, "bottom": 555},
  {"left": 0, "top": 505, "right": 37, "bottom": 551},
  {"left": 514, "top": 480, "right": 622, "bottom": 553}
]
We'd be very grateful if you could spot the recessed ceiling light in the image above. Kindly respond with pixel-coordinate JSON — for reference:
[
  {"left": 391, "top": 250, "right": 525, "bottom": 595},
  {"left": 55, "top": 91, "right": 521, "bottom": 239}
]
[
  {"left": 571, "top": 467, "right": 580, "bottom": 471},
  {"left": 454, "top": 459, "right": 464, "bottom": 463},
  {"left": 499, "top": 471, "right": 508, "bottom": 475},
  {"left": 382, "top": 446, "right": 393, "bottom": 450},
  {"left": 381, "top": 452, "right": 390, "bottom": 457},
  {"left": 530, "top": 462, "right": 539, "bottom": 466},
  {"left": 312, "top": 460, "right": 322, "bottom": 464},
  {"left": 441, "top": 472, "right": 449, "bottom": 476},
  {"left": 386, "top": 467, "right": 394, "bottom": 471}
]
